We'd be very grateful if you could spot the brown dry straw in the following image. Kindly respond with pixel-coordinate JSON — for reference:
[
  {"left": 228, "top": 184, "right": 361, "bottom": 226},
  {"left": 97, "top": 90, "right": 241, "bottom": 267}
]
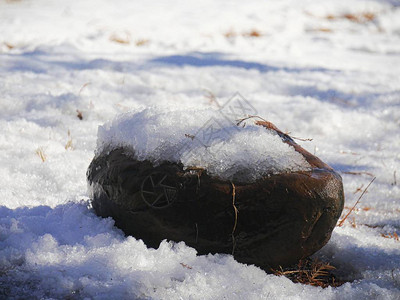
[
  {"left": 65, "top": 130, "right": 73, "bottom": 150},
  {"left": 35, "top": 147, "right": 47, "bottom": 162},
  {"left": 272, "top": 258, "right": 344, "bottom": 288},
  {"left": 338, "top": 177, "right": 376, "bottom": 227}
]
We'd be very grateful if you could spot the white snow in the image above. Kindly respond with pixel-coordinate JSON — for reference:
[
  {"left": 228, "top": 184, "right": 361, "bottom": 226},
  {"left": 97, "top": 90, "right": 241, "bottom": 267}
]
[
  {"left": 96, "top": 106, "right": 311, "bottom": 181},
  {"left": 1, "top": 0, "right": 400, "bottom": 299}
]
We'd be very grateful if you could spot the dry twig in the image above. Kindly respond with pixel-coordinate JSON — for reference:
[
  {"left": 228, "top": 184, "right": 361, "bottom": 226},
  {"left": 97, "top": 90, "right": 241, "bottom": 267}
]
[
  {"left": 231, "top": 181, "right": 238, "bottom": 255},
  {"left": 337, "top": 177, "right": 376, "bottom": 227}
]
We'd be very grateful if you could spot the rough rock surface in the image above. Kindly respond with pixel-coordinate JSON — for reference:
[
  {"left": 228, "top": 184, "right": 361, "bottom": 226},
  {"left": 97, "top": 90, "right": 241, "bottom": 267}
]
[{"left": 87, "top": 121, "right": 344, "bottom": 270}]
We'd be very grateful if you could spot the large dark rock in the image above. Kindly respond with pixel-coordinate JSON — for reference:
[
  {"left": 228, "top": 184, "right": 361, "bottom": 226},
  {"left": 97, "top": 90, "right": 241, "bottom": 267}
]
[{"left": 87, "top": 121, "right": 344, "bottom": 270}]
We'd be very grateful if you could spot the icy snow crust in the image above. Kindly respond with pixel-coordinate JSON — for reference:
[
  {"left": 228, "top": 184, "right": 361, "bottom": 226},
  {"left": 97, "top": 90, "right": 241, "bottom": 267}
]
[
  {"left": 1, "top": 0, "right": 400, "bottom": 299},
  {"left": 96, "top": 107, "right": 311, "bottom": 181}
]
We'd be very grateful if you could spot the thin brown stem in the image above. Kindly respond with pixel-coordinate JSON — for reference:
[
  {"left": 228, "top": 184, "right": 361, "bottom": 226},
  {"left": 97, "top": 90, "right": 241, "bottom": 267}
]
[
  {"left": 338, "top": 177, "right": 376, "bottom": 227},
  {"left": 231, "top": 181, "right": 238, "bottom": 255}
]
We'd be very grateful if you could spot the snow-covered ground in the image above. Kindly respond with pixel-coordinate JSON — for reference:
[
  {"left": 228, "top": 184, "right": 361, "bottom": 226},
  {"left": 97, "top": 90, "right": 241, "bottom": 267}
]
[{"left": 1, "top": 0, "right": 399, "bottom": 299}]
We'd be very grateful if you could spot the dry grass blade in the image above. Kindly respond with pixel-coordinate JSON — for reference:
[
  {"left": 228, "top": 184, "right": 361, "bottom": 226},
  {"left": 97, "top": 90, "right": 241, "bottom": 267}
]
[
  {"left": 203, "top": 89, "right": 220, "bottom": 108},
  {"left": 337, "top": 177, "right": 376, "bottom": 227},
  {"left": 4, "top": 42, "right": 15, "bottom": 49},
  {"left": 343, "top": 12, "right": 376, "bottom": 23},
  {"left": 290, "top": 136, "right": 313, "bottom": 142},
  {"left": 135, "top": 39, "right": 149, "bottom": 46},
  {"left": 309, "top": 262, "right": 336, "bottom": 283},
  {"left": 65, "top": 130, "right": 73, "bottom": 150},
  {"left": 243, "top": 29, "right": 262, "bottom": 37},
  {"left": 78, "top": 82, "right": 91, "bottom": 95},
  {"left": 35, "top": 147, "right": 46, "bottom": 162},
  {"left": 180, "top": 263, "right": 193, "bottom": 269},
  {"left": 306, "top": 28, "right": 333, "bottom": 33},
  {"left": 224, "top": 29, "right": 237, "bottom": 38},
  {"left": 340, "top": 150, "right": 360, "bottom": 155},
  {"left": 343, "top": 171, "right": 374, "bottom": 177},
  {"left": 325, "top": 12, "right": 376, "bottom": 23},
  {"left": 225, "top": 29, "right": 263, "bottom": 38},
  {"left": 110, "top": 34, "right": 130, "bottom": 44}
]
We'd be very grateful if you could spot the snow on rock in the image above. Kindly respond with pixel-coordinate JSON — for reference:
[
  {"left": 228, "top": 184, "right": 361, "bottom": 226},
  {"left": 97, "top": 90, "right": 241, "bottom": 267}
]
[{"left": 96, "top": 106, "right": 311, "bottom": 181}]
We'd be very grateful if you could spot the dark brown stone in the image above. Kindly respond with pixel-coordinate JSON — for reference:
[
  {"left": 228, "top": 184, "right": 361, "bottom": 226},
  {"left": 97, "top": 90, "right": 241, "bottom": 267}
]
[{"left": 87, "top": 123, "right": 344, "bottom": 270}]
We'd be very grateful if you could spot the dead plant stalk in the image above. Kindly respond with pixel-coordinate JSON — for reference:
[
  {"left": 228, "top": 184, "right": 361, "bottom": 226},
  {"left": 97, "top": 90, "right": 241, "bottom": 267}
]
[
  {"left": 231, "top": 182, "right": 238, "bottom": 255},
  {"left": 36, "top": 147, "right": 46, "bottom": 162},
  {"left": 338, "top": 177, "right": 376, "bottom": 227}
]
